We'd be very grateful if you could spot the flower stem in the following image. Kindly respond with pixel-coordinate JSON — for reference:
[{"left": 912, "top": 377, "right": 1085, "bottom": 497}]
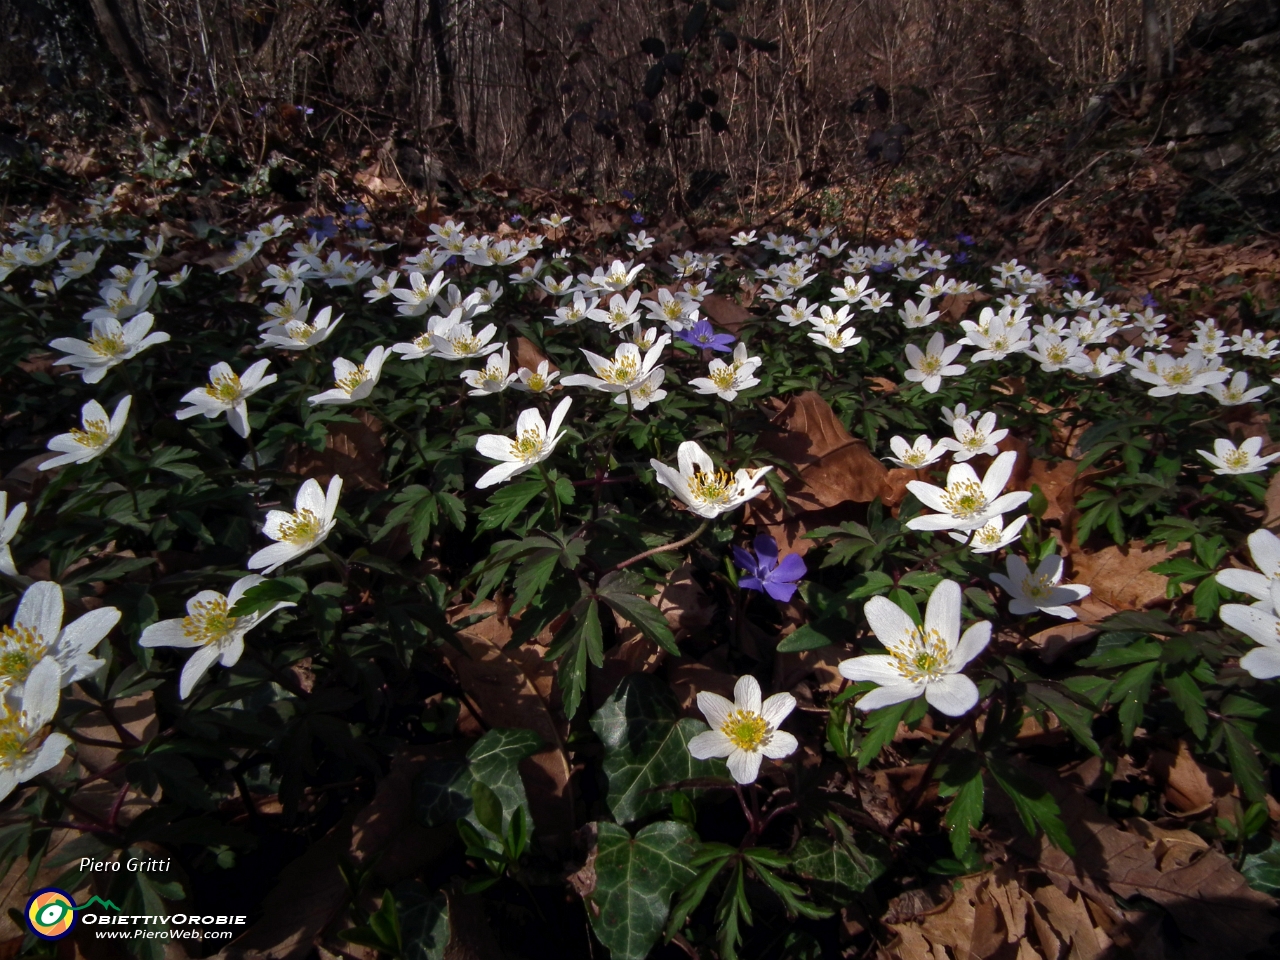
[
  {"left": 538, "top": 462, "right": 561, "bottom": 526},
  {"left": 610, "top": 519, "right": 711, "bottom": 573}
]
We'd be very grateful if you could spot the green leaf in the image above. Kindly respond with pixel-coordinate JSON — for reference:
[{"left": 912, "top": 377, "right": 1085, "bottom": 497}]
[
  {"left": 1025, "top": 683, "right": 1101, "bottom": 756},
  {"left": 944, "top": 773, "right": 984, "bottom": 858},
  {"left": 1223, "top": 720, "right": 1268, "bottom": 804},
  {"left": 1242, "top": 838, "right": 1280, "bottom": 897},
  {"left": 776, "top": 623, "right": 834, "bottom": 652},
  {"left": 228, "top": 577, "right": 306, "bottom": 617},
  {"left": 587, "top": 821, "right": 698, "bottom": 960},
  {"left": 548, "top": 600, "right": 603, "bottom": 719},
  {"left": 466, "top": 728, "right": 542, "bottom": 834},
  {"left": 856, "top": 699, "right": 912, "bottom": 769},
  {"left": 476, "top": 479, "right": 545, "bottom": 532},
  {"left": 1110, "top": 660, "right": 1158, "bottom": 745},
  {"left": 789, "top": 836, "right": 883, "bottom": 899},
  {"left": 598, "top": 572, "right": 679, "bottom": 654},
  {"left": 415, "top": 758, "right": 473, "bottom": 827},
  {"left": 470, "top": 781, "right": 504, "bottom": 837},
  {"left": 589, "top": 674, "right": 720, "bottom": 824},
  {"left": 1163, "top": 668, "right": 1208, "bottom": 739},
  {"left": 393, "top": 883, "right": 449, "bottom": 960},
  {"left": 987, "top": 758, "right": 1073, "bottom": 854}
]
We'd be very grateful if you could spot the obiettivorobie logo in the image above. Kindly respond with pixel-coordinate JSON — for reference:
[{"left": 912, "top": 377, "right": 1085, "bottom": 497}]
[
  {"left": 25, "top": 889, "right": 120, "bottom": 940},
  {"left": 25, "top": 889, "right": 246, "bottom": 942}
]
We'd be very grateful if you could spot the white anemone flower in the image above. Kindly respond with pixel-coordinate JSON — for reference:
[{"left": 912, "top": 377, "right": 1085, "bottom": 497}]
[
  {"left": 429, "top": 321, "right": 503, "bottom": 360},
  {"left": 625, "top": 369, "right": 668, "bottom": 410},
  {"left": 903, "top": 333, "right": 965, "bottom": 394},
  {"left": 587, "top": 291, "right": 643, "bottom": 333},
  {"left": 392, "top": 270, "right": 448, "bottom": 317},
  {"left": 0, "top": 580, "right": 120, "bottom": 698},
  {"left": 687, "top": 675, "right": 797, "bottom": 784},
  {"left": 364, "top": 272, "right": 400, "bottom": 302},
  {"left": 837, "top": 580, "right": 989, "bottom": 716},
  {"left": 0, "top": 658, "right": 70, "bottom": 803},
  {"left": 905, "top": 450, "right": 1030, "bottom": 533},
  {"left": 0, "top": 493, "right": 26, "bottom": 577},
  {"left": 1216, "top": 529, "right": 1280, "bottom": 606},
  {"left": 886, "top": 435, "right": 948, "bottom": 469},
  {"left": 50, "top": 313, "right": 169, "bottom": 384},
  {"left": 260, "top": 306, "right": 343, "bottom": 351},
  {"left": 778, "top": 299, "right": 819, "bottom": 327},
  {"left": 688, "top": 343, "right": 762, "bottom": 401},
  {"left": 1027, "top": 333, "right": 1083, "bottom": 372},
  {"left": 582, "top": 259, "right": 644, "bottom": 293},
  {"left": 809, "top": 327, "right": 863, "bottom": 353},
  {"left": 561, "top": 336, "right": 669, "bottom": 395},
  {"left": 1207, "top": 371, "right": 1269, "bottom": 407},
  {"left": 650, "top": 440, "right": 771, "bottom": 519},
  {"left": 176, "top": 359, "right": 276, "bottom": 437},
  {"left": 139, "top": 575, "right": 297, "bottom": 699},
  {"left": 512, "top": 361, "right": 560, "bottom": 394},
  {"left": 40, "top": 396, "right": 131, "bottom": 471},
  {"left": 1199, "top": 437, "right": 1280, "bottom": 476},
  {"left": 550, "top": 292, "right": 600, "bottom": 327},
  {"left": 1220, "top": 581, "right": 1280, "bottom": 679},
  {"left": 248, "top": 476, "right": 342, "bottom": 574},
  {"left": 474, "top": 397, "right": 572, "bottom": 489},
  {"left": 1129, "top": 350, "right": 1229, "bottom": 397},
  {"left": 952, "top": 514, "right": 1029, "bottom": 554},
  {"left": 898, "top": 297, "right": 939, "bottom": 330},
  {"left": 307, "top": 346, "right": 389, "bottom": 406},
  {"left": 990, "top": 554, "right": 1091, "bottom": 618},
  {"left": 461, "top": 346, "right": 518, "bottom": 397},
  {"left": 940, "top": 411, "right": 1008, "bottom": 462}
]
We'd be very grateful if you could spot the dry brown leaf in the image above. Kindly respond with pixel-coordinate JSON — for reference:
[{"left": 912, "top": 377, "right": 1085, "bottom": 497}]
[
  {"left": 1265, "top": 469, "right": 1280, "bottom": 531},
  {"left": 514, "top": 336, "right": 557, "bottom": 374},
  {"left": 442, "top": 612, "right": 575, "bottom": 835},
  {"left": 999, "top": 766, "right": 1280, "bottom": 959},
  {"left": 1149, "top": 740, "right": 1235, "bottom": 815},
  {"left": 698, "top": 293, "right": 751, "bottom": 334},
  {"left": 286, "top": 409, "right": 386, "bottom": 491},
  {"left": 1025, "top": 619, "right": 1098, "bottom": 664},
  {"left": 1068, "top": 540, "right": 1185, "bottom": 611}
]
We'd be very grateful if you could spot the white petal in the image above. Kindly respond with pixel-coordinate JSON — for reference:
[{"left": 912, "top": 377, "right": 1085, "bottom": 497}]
[
  {"left": 696, "top": 691, "right": 734, "bottom": 729},
  {"left": 863, "top": 596, "right": 917, "bottom": 653},
  {"left": 179, "top": 645, "right": 223, "bottom": 699},
  {"left": 726, "top": 748, "right": 763, "bottom": 784},
  {"left": 760, "top": 692, "right": 796, "bottom": 727},
  {"left": 837, "top": 654, "right": 904, "bottom": 684},
  {"left": 733, "top": 674, "right": 762, "bottom": 715},
  {"left": 855, "top": 684, "right": 921, "bottom": 712},
  {"left": 924, "top": 580, "right": 962, "bottom": 648},
  {"left": 924, "top": 674, "right": 979, "bottom": 716},
  {"left": 688, "top": 729, "right": 734, "bottom": 759},
  {"left": 761, "top": 730, "right": 798, "bottom": 759}
]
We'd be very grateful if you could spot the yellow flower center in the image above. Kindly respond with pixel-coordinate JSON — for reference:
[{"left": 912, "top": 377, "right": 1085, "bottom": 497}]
[
  {"left": 890, "top": 627, "right": 950, "bottom": 682},
  {"left": 962, "top": 432, "right": 987, "bottom": 451},
  {"left": 0, "top": 711, "right": 34, "bottom": 763},
  {"left": 602, "top": 356, "right": 641, "bottom": 385},
  {"left": 972, "top": 522, "right": 1005, "bottom": 546},
  {"left": 1020, "top": 573, "right": 1055, "bottom": 601},
  {"left": 278, "top": 508, "right": 322, "bottom": 544},
  {"left": 69, "top": 418, "right": 112, "bottom": 449},
  {"left": 687, "top": 468, "right": 735, "bottom": 506},
  {"left": 918, "top": 354, "right": 943, "bottom": 375},
  {"left": 89, "top": 331, "right": 127, "bottom": 357},
  {"left": 940, "top": 479, "right": 989, "bottom": 519},
  {"left": 449, "top": 335, "right": 480, "bottom": 355},
  {"left": 709, "top": 367, "right": 736, "bottom": 390},
  {"left": 336, "top": 366, "right": 369, "bottom": 393},
  {"left": 720, "top": 709, "right": 769, "bottom": 751},
  {"left": 512, "top": 429, "right": 545, "bottom": 461},
  {"left": 1222, "top": 448, "right": 1253, "bottom": 470},
  {"left": 286, "top": 321, "right": 313, "bottom": 342},
  {"left": 205, "top": 372, "right": 242, "bottom": 402},
  {"left": 181, "top": 596, "right": 237, "bottom": 646},
  {"left": 902, "top": 449, "right": 927, "bottom": 467},
  {"left": 0, "top": 625, "right": 48, "bottom": 685},
  {"left": 1046, "top": 344, "right": 1068, "bottom": 363},
  {"left": 525, "top": 373, "right": 548, "bottom": 391},
  {"left": 1165, "top": 366, "right": 1192, "bottom": 386}
]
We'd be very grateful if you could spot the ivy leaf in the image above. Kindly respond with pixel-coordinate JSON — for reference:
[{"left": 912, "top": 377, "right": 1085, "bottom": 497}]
[
  {"left": 414, "top": 728, "right": 542, "bottom": 834},
  {"left": 789, "top": 836, "right": 883, "bottom": 901},
  {"left": 1242, "top": 837, "right": 1280, "bottom": 896},
  {"left": 393, "top": 883, "right": 450, "bottom": 960},
  {"left": 587, "top": 821, "right": 698, "bottom": 960},
  {"left": 589, "top": 674, "right": 719, "bottom": 824}
]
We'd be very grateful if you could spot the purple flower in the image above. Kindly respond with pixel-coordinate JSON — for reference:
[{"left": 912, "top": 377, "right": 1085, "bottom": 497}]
[
  {"left": 734, "top": 535, "right": 806, "bottom": 603},
  {"left": 956, "top": 233, "right": 974, "bottom": 246},
  {"left": 1141, "top": 293, "right": 1159, "bottom": 308},
  {"left": 295, "top": 105, "right": 314, "bottom": 116},
  {"left": 871, "top": 261, "right": 892, "bottom": 273},
  {"left": 954, "top": 251, "right": 969, "bottom": 264},
  {"left": 677, "top": 319, "right": 736, "bottom": 352},
  {"left": 631, "top": 212, "right": 646, "bottom": 224},
  {"left": 308, "top": 216, "right": 338, "bottom": 240},
  {"left": 510, "top": 214, "right": 523, "bottom": 224},
  {"left": 1063, "top": 274, "right": 1081, "bottom": 288},
  {"left": 621, "top": 189, "right": 636, "bottom": 200}
]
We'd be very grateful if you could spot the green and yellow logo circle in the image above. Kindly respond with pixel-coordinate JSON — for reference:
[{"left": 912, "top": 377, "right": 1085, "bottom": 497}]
[{"left": 26, "top": 888, "right": 77, "bottom": 940}]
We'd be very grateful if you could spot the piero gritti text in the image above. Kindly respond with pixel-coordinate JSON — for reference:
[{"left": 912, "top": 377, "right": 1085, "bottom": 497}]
[{"left": 80, "top": 856, "right": 172, "bottom": 873}]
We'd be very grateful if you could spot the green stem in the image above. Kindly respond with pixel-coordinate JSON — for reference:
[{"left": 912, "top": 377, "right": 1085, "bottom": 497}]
[
  {"left": 537, "top": 462, "right": 561, "bottom": 526},
  {"left": 366, "top": 397, "right": 428, "bottom": 471}
]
